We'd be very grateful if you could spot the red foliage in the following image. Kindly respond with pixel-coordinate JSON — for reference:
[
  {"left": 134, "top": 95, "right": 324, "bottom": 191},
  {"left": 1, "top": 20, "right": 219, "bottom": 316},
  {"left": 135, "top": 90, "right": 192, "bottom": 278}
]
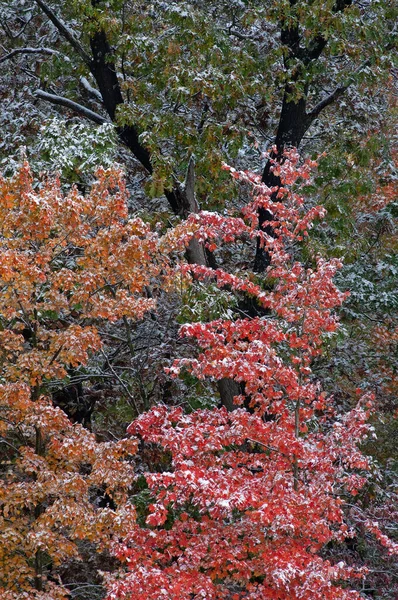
[{"left": 106, "top": 152, "right": 396, "bottom": 599}]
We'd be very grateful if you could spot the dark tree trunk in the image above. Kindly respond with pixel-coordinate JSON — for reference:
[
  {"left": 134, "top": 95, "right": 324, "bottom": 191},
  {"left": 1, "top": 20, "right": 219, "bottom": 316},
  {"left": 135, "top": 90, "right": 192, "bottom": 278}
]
[
  {"left": 217, "top": 378, "right": 241, "bottom": 412},
  {"left": 34, "top": 0, "right": 351, "bottom": 410},
  {"left": 254, "top": 0, "right": 352, "bottom": 272},
  {"left": 88, "top": 18, "right": 204, "bottom": 219},
  {"left": 87, "top": 10, "right": 242, "bottom": 409},
  {"left": 254, "top": 85, "right": 310, "bottom": 272},
  {"left": 88, "top": 22, "right": 240, "bottom": 409}
]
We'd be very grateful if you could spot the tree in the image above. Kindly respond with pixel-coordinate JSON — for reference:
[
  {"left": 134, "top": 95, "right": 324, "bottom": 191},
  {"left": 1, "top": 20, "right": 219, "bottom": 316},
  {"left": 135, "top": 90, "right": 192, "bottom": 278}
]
[
  {"left": 0, "top": 0, "right": 395, "bottom": 228},
  {"left": 105, "top": 153, "right": 397, "bottom": 600},
  {"left": 0, "top": 383, "right": 137, "bottom": 599},
  {"left": 0, "top": 153, "right": 396, "bottom": 600},
  {"left": 0, "top": 1, "right": 396, "bottom": 594},
  {"left": 0, "top": 0, "right": 395, "bottom": 410},
  {"left": 0, "top": 163, "right": 175, "bottom": 597}
]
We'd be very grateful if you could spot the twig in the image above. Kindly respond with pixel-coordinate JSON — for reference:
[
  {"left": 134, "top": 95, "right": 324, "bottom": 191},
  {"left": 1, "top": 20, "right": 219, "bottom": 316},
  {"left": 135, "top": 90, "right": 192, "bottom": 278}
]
[
  {"left": 307, "top": 59, "right": 371, "bottom": 122},
  {"left": 100, "top": 348, "right": 140, "bottom": 414}
]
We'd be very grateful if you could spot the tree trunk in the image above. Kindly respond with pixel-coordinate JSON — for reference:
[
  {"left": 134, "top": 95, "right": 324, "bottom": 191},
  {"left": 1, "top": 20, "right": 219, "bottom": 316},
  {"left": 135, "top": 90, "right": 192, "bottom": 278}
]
[
  {"left": 180, "top": 158, "right": 241, "bottom": 408},
  {"left": 254, "top": 0, "right": 352, "bottom": 272},
  {"left": 87, "top": 18, "right": 241, "bottom": 407},
  {"left": 254, "top": 85, "right": 309, "bottom": 272}
]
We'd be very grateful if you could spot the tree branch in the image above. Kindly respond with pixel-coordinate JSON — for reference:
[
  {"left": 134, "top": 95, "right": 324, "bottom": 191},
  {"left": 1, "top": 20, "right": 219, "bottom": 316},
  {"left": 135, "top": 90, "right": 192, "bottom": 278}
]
[
  {"left": 0, "top": 14, "right": 33, "bottom": 40},
  {"left": 306, "top": 59, "right": 370, "bottom": 122},
  {"left": 225, "top": 28, "right": 261, "bottom": 41},
  {"left": 300, "top": 35, "right": 328, "bottom": 65},
  {"left": 34, "top": 0, "right": 92, "bottom": 66},
  {"left": 34, "top": 90, "right": 109, "bottom": 125},
  {"left": 0, "top": 46, "right": 66, "bottom": 64},
  {"left": 289, "top": 0, "right": 352, "bottom": 64},
  {"left": 100, "top": 348, "right": 140, "bottom": 414},
  {"left": 79, "top": 76, "right": 103, "bottom": 103},
  {"left": 306, "top": 84, "right": 349, "bottom": 122}
]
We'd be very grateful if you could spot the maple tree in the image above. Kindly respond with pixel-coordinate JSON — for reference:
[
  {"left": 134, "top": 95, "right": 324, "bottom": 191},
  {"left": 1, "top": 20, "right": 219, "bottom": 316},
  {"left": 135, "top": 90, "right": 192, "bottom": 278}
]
[
  {"left": 105, "top": 153, "right": 397, "bottom": 600},
  {"left": 0, "top": 1, "right": 396, "bottom": 592},
  {"left": 0, "top": 1, "right": 395, "bottom": 209},
  {"left": 0, "top": 163, "right": 177, "bottom": 598},
  {"left": 0, "top": 0, "right": 396, "bottom": 416},
  {"left": 0, "top": 153, "right": 395, "bottom": 598},
  {"left": 0, "top": 384, "right": 138, "bottom": 599}
]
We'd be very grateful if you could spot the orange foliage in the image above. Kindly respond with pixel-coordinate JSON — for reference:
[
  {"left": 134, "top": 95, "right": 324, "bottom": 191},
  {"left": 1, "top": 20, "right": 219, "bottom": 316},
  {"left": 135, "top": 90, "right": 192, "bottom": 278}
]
[
  {"left": 0, "top": 164, "right": 175, "bottom": 597},
  {"left": 0, "top": 384, "right": 137, "bottom": 598},
  {"left": 0, "top": 163, "right": 170, "bottom": 387}
]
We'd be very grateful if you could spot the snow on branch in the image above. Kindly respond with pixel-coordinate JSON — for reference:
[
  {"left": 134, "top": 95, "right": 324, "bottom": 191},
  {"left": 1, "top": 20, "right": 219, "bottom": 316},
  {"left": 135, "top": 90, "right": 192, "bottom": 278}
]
[
  {"left": 306, "top": 84, "right": 349, "bottom": 121},
  {"left": 34, "top": 0, "right": 91, "bottom": 66},
  {"left": 0, "top": 47, "right": 67, "bottom": 64},
  {"left": 80, "top": 76, "right": 103, "bottom": 103},
  {"left": 307, "top": 59, "right": 371, "bottom": 122},
  {"left": 34, "top": 90, "right": 109, "bottom": 125}
]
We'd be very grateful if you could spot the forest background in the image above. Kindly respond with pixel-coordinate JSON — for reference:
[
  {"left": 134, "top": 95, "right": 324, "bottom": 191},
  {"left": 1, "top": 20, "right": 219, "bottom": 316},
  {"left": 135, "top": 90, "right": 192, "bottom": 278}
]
[{"left": 0, "top": 1, "right": 396, "bottom": 599}]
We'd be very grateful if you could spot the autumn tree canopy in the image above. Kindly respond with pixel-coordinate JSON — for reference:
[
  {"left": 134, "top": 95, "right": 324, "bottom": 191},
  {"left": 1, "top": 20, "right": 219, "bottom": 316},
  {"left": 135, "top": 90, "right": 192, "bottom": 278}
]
[{"left": 0, "top": 0, "right": 396, "bottom": 599}]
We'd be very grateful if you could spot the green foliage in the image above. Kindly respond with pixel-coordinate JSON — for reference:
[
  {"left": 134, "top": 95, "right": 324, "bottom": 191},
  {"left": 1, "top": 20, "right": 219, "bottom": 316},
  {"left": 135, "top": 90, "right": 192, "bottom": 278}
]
[
  {"left": 37, "top": 118, "right": 117, "bottom": 182},
  {"left": 178, "top": 281, "right": 238, "bottom": 324}
]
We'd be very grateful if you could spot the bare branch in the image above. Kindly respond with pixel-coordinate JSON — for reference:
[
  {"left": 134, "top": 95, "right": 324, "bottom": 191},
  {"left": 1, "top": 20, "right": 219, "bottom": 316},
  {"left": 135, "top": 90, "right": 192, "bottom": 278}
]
[
  {"left": 100, "top": 348, "right": 140, "bottom": 414},
  {"left": 306, "top": 84, "right": 349, "bottom": 121},
  {"left": 0, "top": 46, "right": 67, "bottom": 64},
  {"left": 225, "top": 28, "right": 261, "bottom": 41},
  {"left": 306, "top": 59, "right": 371, "bottom": 122},
  {"left": 0, "top": 14, "right": 33, "bottom": 40},
  {"left": 34, "top": 90, "right": 109, "bottom": 125},
  {"left": 34, "top": 0, "right": 91, "bottom": 66},
  {"left": 79, "top": 76, "right": 103, "bottom": 103}
]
